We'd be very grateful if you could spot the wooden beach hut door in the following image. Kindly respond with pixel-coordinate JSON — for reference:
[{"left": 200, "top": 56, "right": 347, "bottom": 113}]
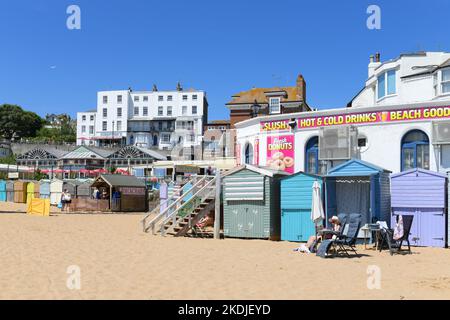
[
  {"left": 281, "top": 209, "right": 314, "bottom": 242},
  {"left": 0, "top": 181, "right": 6, "bottom": 202},
  {"left": 391, "top": 209, "right": 445, "bottom": 247},
  {"left": 230, "top": 201, "right": 264, "bottom": 238}
]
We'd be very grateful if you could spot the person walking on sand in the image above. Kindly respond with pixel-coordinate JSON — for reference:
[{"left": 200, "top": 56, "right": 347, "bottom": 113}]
[{"left": 61, "top": 189, "right": 72, "bottom": 212}]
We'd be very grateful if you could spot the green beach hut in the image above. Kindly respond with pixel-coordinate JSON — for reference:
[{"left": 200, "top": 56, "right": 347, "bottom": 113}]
[{"left": 223, "top": 165, "right": 288, "bottom": 240}]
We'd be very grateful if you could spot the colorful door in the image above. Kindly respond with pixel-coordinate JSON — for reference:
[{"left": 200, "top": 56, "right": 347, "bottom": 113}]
[
  {"left": 418, "top": 208, "right": 445, "bottom": 247},
  {"left": 281, "top": 209, "right": 315, "bottom": 242},
  {"left": 392, "top": 208, "right": 445, "bottom": 247}
]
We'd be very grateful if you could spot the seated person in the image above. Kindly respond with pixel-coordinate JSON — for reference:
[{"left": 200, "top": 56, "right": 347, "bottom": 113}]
[{"left": 295, "top": 216, "right": 342, "bottom": 253}]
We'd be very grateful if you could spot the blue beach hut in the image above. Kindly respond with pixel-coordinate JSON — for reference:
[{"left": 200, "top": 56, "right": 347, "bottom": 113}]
[
  {"left": 280, "top": 172, "right": 323, "bottom": 242},
  {"left": 0, "top": 180, "right": 6, "bottom": 202},
  {"left": 325, "top": 159, "right": 391, "bottom": 234}
]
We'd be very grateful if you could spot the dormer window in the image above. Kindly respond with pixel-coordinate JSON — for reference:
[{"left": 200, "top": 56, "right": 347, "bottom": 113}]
[
  {"left": 269, "top": 97, "right": 281, "bottom": 114},
  {"left": 377, "top": 69, "right": 396, "bottom": 100}
]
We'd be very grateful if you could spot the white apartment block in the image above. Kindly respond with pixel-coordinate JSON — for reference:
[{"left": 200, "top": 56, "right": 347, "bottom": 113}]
[{"left": 76, "top": 85, "right": 208, "bottom": 151}]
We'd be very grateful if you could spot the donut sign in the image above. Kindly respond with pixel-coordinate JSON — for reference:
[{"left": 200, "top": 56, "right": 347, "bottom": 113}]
[{"left": 266, "top": 135, "right": 295, "bottom": 174}]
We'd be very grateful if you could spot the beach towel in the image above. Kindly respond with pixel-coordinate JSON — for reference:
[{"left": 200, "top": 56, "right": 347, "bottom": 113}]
[
  {"left": 393, "top": 215, "right": 404, "bottom": 241},
  {"left": 316, "top": 240, "right": 334, "bottom": 258},
  {"left": 293, "top": 244, "right": 311, "bottom": 254}
]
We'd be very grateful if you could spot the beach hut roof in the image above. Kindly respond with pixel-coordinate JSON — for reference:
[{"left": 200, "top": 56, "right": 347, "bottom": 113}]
[
  {"left": 92, "top": 174, "right": 146, "bottom": 188},
  {"left": 327, "top": 159, "right": 391, "bottom": 177},
  {"left": 224, "top": 164, "right": 289, "bottom": 178},
  {"left": 280, "top": 170, "right": 322, "bottom": 181},
  {"left": 391, "top": 167, "right": 447, "bottom": 179}
]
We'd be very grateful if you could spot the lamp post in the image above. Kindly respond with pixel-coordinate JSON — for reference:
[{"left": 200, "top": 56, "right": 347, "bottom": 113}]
[{"left": 251, "top": 99, "right": 261, "bottom": 118}]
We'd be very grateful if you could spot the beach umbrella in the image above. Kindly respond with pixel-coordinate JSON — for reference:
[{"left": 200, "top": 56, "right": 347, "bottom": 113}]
[{"left": 311, "top": 180, "right": 325, "bottom": 236}]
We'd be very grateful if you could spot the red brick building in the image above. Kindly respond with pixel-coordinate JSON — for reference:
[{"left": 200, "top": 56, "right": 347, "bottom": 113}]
[{"left": 226, "top": 74, "right": 310, "bottom": 127}]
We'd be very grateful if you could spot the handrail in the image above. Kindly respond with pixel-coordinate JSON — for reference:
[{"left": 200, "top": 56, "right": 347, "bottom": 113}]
[
  {"left": 142, "top": 175, "right": 215, "bottom": 233},
  {"left": 142, "top": 175, "right": 207, "bottom": 233},
  {"left": 159, "top": 176, "right": 216, "bottom": 236}
]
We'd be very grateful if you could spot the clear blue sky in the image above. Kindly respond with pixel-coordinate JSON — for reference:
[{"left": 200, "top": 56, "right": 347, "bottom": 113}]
[{"left": 1, "top": 0, "right": 449, "bottom": 120}]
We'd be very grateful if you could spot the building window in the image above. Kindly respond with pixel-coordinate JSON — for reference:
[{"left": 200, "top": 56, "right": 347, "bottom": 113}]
[
  {"left": 90, "top": 115, "right": 94, "bottom": 121},
  {"left": 102, "top": 121, "right": 107, "bottom": 131},
  {"left": 82, "top": 115, "right": 86, "bottom": 121},
  {"left": 244, "top": 143, "right": 253, "bottom": 165},
  {"left": 117, "top": 121, "right": 122, "bottom": 131},
  {"left": 89, "top": 126, "right": 94, "bottom": 134},
  {"left": 117, "top": 95, "right": 122, "bottom": 103},
  {"left": 167, "top": 106, "right": 173, "bottom": 116},
  {"left": 305, "top": 137, "right": 318, "bottom": 174},
  {"left": 442, "top": 68, "right": 450, "bottom": 94},
  {"left": 192, "top": 106, "right": 197, "bottom": 115},
  {"left": 143, "top": 107, "right": 148, "bottom": 116},
  {"left": 134, "top": 96, "right": 139, "bottom": 102},
  {"left": 161, "top": 133, "right": 170, "bottom": 143},
  {"left": 103, "top": 96, "right": 108, "bottom": 104},
  {"left": 134, "top": 107, "right": 139, "bottom": 116},
  {"left": 158, "top": 121, "right": 163, "bottom": 130},
  {"left": 377, "top": 69, "right": 396, "bottom": 99},
  {"left": 182, "top": 106, "right": 187, "bottom": 115},
  {"left": 102, "top": 108, "right": 107, "bottom": 118},
  {"left": 81, "top": 126, "right": 86, "bottom": 133},
  {"left": 158, "top": 106, "right": 163, "bottom": 116},
  {"left": 158, "top": 95, "right": 163, "bottom": 101},
  {"left": 167, "top": 95, "right": 173, "bottom": 101},
  {"left": 182, "top": 95, "right": 188, "bottom": 101},
  {"left": 117, "top": 107, "right": 122, "bottom": 117},
  {"left": 401, "top": 130, "right": 430, "bottom": 171},
  {"left": 269, "top": 97, "right": 281, "bottom": 114},
  {"left": 143, "top": 96, "right": 148, "bottom": 102},
  {"left": 192, "top": 95, "right": 198, "bottom": 101}
]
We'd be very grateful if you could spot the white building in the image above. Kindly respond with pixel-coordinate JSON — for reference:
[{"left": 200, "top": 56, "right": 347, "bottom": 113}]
[
  {"left": 76, "top": 84, "right": 208, "bottom": 151},
  {"left": 234, "top": 51, "right": 450, "bottom": 175}
]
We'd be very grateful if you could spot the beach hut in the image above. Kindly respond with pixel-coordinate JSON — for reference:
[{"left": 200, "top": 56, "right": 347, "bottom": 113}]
[
  {"left": 64, "top": 180, "right": 79, "bottom": 198},
  {"left": 223, "top": 165, "right": 288, "bottom": 240},
  {"left": 13, "top": 181, "right": 28, "bottom": 203},
  {"left": 325, "top": 159, "right": 391, "bottom": 238},
  {"left": 390, "top": 169, "right": 446, "bottom": 248},
  {"left": 39, "top": 180, "right": 51, "bottom": 199},
  {"left": 90, "top": 174, "right": 147, "bottom": 212},
  {"left": 76, "top": 182, "right": 92, "bottom": 199},
  {"left": 50, "top": 179, "right": 64, "bottom": 205},
  {"left": 0, "top": 180, "right": 6, "bottom": 202},
  {"left": 6, "top": 181, "right": 14, "bottom": 202},
  {"left": 280, "top": 172, "right": 324, "bottom": 242},
  {"left": 26, "top": 181, "right": 34, "bottom": 203}
]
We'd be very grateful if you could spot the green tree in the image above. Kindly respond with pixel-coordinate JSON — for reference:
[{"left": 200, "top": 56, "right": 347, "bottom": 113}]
[{"left": 0, "top": 104, "right": 44, "bottom": 140}]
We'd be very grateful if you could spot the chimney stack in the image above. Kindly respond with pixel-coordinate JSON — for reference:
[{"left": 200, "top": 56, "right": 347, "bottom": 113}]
[
  {"left": 296, "top": 74, "right": 306, "bottom": 102},
  {"left": 368, "top": 52, "right": 382, "bottom": 78}
]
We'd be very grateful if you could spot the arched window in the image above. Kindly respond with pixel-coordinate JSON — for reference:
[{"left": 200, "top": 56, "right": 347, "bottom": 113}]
[
  {"left": 305, "top": 137, "right": 319, "bottom": 174},
  {"left": 244, "top": 143, "right": 253, "bottom": 165},
  {"left": 401, "top": 130, "right": 430, "bottom": 171}
]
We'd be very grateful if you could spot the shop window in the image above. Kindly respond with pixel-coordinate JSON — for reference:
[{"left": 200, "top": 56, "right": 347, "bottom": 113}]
[
  {"left": 244, "top": 143, "right": 253, "bottom": 165},
  {"left": 401, "top": 130, "right": 430, "bottom": 171}
]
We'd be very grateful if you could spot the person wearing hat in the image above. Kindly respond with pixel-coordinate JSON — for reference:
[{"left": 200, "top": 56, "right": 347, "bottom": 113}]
[{"left": 295, "top": 215, "right": 342, "bottom": 254}]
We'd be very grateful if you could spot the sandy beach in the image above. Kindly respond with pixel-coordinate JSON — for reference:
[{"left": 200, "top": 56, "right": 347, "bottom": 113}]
[{"left": 1, "top": 202, "right": 450, "bottom": 300}]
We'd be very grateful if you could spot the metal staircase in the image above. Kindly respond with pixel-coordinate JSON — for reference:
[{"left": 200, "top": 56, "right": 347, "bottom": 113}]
[{"left": 141, "top": 175, "right": 216, "bottom": 237}]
